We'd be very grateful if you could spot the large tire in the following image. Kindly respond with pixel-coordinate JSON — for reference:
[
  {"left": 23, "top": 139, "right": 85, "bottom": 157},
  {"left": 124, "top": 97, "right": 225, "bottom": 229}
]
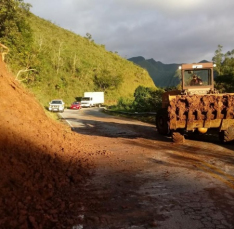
[
  {"left": 156, "top": 108, "right": 170, "bottom": 135},
  {"left": 172, "top": 131, "right": 185, "bottom": 143},
  {"left": 219, "top": 126, "right": 234, "bottom": 143}
]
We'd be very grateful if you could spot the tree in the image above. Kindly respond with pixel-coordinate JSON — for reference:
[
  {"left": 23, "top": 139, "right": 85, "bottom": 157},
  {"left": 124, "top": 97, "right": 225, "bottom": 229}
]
[
  {"left": 0, "top": 0, "right": 31, "bottom": 41},
  {"left": 85, "top": 33, "right": 94, "bottom": 42},
  {"left": 222, "top": 50, "right": 234, "bottom": 76},
  {"left": 212, "top": 45, "right": 224, "bottom": 75},
  {"left": 93, "top": 69, "right": 123, "bottom": 91},
  {"left": 0, "top": 0, "right": 33, "bottom": 66},
  {"left": 215, "top": 75, "right": 234, "bottom": 93},
  {"left": 212, "top": 45, "right": 234, "bottom": 93},
  {"left": 133, "top": 86, "right": 164, "bottom": 112}
]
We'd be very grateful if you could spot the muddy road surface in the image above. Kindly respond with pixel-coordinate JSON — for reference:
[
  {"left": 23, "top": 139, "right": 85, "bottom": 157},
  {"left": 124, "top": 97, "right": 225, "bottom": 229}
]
[{"left": 60, "top": 108, "right": 234, "bottom": 229}]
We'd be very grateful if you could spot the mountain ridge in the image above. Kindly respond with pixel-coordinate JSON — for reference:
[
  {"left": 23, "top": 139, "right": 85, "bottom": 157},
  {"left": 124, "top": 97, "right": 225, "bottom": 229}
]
[
  {"left": 128, "top": 56, "right": 180, "bottom": 88},
  {"left": 128, "top": 56, "right": 210, "bottom": 88}
]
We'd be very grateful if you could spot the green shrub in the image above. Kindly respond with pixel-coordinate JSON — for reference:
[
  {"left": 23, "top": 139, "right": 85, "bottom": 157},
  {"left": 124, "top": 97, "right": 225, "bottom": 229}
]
[
  {"left": 132, "top": 86, "right": 164, "bottom": 112},
  {"left": 116, "top": 97, "right": 134, "bottom": 111},
  {"left": 113, "top": 86, "right": 164, "bottom": 113}
]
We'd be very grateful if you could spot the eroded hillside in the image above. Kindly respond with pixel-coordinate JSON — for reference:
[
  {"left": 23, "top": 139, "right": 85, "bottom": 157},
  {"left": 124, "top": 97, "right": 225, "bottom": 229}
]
[{"left": 0, "top": 56, "right": 97, "bottom": 228}]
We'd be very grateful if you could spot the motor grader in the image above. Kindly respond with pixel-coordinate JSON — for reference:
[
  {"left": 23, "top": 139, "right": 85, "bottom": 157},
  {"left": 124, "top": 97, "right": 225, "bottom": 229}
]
[{"left": 156, "top": 62, "right": 234, "bottom": 143}]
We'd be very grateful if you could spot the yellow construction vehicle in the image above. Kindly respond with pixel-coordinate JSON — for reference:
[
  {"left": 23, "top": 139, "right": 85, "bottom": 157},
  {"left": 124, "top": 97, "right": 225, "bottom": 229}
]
[{"left": 156, "top": 62, "right": 234, "bottom": 143}]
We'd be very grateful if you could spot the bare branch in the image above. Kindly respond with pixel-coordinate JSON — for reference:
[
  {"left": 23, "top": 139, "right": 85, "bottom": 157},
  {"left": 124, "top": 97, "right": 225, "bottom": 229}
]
[
  {"left": 15, "top": 68, "right": 37, "bottom": 81},
  {"left": 0, "top": 43, "right": 9, "bottom": 62}
]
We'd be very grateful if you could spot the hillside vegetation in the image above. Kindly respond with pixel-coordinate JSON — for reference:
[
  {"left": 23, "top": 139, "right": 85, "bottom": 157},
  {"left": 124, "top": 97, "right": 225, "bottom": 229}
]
[
  {"left": 1, "top": 1, "right": 234, "bottom": 111},
  {"left": 1, "top": 1, "right": 155, "bottom": 107}
]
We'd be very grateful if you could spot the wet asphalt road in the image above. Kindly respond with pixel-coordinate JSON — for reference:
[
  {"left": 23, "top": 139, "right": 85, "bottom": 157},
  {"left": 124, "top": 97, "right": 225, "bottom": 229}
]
[{"left": 60, "top": 108, "right": 234, "bottom": 229}]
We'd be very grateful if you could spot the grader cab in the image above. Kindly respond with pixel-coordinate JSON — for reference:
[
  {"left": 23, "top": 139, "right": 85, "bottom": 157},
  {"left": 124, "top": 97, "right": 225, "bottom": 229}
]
[{"left": 156, "top": 62, "right": 234, "bottom": 143}]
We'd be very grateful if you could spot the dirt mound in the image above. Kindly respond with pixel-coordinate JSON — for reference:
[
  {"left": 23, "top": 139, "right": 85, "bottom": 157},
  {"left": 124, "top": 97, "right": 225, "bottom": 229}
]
[{"left": 0, "top": 56, "right": 94, "bottom": 228}]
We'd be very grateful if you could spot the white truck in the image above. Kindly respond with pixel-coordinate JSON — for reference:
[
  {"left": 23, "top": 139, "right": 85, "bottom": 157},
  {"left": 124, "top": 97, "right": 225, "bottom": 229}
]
[{"left": 80, "top": 92, "right": 104, "bottom": 107}]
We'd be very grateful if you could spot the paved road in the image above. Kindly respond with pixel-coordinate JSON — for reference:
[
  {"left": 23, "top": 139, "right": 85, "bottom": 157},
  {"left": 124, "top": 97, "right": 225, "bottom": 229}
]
[{"left": 60, "top": 108, "right": 234, "bottom": 229}]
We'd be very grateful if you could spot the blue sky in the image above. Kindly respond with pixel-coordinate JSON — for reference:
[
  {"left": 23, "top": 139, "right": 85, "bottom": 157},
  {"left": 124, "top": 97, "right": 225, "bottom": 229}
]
[{"left": 25, "top": 0, "right": 234, "bottom": 64}]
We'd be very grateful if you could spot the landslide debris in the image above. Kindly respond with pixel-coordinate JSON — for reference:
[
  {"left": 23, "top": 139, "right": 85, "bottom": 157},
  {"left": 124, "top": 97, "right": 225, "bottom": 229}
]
[{"left": 0, "top": 57, "right": 94, "bottom": 228}]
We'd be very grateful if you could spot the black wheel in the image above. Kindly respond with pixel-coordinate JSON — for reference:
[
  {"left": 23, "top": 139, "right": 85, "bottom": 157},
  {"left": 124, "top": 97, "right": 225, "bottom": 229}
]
[
  {"left": 172, "top": 131, "right": 185, "bottom": 143},
  {"left": 156, "top": 108, "right": 170, "bottom": 135},
  {"left": 219, "top": 126, "right": 234, "bottom": 143}
]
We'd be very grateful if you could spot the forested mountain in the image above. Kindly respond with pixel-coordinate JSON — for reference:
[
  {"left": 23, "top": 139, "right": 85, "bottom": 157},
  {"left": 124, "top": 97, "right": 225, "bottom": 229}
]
[
  {"left": 128, "top": 56, "right": 181, "bottom": 88},
  {"left": 0, "top": 1, "right": 155, "bottom": 107}
]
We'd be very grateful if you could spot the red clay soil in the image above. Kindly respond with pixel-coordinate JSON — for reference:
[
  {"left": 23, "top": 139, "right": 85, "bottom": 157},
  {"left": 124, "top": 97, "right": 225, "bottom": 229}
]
[{"left": 0, "top": 56, "right": 94, "bottom": 229}]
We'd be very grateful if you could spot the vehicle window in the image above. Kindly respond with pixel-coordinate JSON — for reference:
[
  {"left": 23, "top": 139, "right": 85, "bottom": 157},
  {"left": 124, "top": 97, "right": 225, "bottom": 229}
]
[
  {"left": 82, "top": 97, "right": 90, "bottom": 101},
  {"left": 51, "top": 100, "right": 62, "bottom": 104},
  {"left": 184, "top": 69, "right": 211, "bottom": 87}
]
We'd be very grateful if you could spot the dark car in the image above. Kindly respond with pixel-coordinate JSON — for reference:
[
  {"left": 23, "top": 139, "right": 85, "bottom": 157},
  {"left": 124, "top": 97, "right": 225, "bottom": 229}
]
[{"left": 70, "top": 101, "right": 81, "bottom": 110}]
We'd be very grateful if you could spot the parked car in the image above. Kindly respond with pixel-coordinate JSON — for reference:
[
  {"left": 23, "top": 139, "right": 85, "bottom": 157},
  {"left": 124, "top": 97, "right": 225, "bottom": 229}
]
[
  {"left": 70, "top": 101, "right": 81, "bottom": 110},
  {"left": 48, "top": 99, "right": 65, "bottom": 112}
]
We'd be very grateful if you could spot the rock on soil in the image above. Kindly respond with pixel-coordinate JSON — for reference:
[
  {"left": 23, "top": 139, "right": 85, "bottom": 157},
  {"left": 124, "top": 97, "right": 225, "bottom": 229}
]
[{"left": 0, "top": 56, "right": 94, "bottom": 228}]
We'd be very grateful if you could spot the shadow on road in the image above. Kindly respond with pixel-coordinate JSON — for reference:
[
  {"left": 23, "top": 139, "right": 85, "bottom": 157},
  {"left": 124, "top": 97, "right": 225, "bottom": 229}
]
[
  {"left": 62, "top": 116, "right": 234, "bottom": 150},
  {"left": 64, "top": 117, "right": 172, "bottom": 142}
]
